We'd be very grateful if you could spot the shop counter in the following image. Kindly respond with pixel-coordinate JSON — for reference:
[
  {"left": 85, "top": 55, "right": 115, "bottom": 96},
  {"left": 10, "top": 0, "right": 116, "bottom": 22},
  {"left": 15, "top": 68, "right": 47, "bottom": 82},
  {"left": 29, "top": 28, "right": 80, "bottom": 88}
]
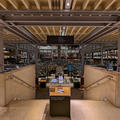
[{"left": 49, "top": 87, "right": 71, "bottom": 117}]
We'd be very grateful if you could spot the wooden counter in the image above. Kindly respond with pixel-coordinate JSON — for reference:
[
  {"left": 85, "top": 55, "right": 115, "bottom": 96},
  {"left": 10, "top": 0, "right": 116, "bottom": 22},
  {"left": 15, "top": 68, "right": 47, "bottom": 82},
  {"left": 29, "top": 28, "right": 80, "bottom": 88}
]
[
  {"left": 49, "top": 87, "right": 71, "bottom": 117},
  {"left": 50, "top": 87, "right": 71, "bottom": 96}
]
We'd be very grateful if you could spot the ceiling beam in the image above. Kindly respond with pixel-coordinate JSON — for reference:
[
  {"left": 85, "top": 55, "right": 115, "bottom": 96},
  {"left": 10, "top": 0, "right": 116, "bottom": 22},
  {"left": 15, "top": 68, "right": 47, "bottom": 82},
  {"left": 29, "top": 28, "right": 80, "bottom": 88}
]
[
  {"left": 5, "top": 26, "right": 35, "bottom": 44},
  {"left": 45, "top": 27, "right": 50, "bottom": 35},
  {"left": 85, "top": 27, "right": 117, "bottom": 44},
  {"left": 77, "top": 27, "right": 89, "bottom": 40},
  {"left": 1, "top": 19, "right": 40, "bottom": 44},
  {"left": 65, "top": 26, "right": 68, "bottom": 36},
  {"left": 60, "top": 26, "right": 61, "bottom": 35},
  {"left": 0, "top": 0, "right": 8, "bottom": 10},
  {"left": 60, "top": 0, "right": 63, "bottom": 10},
  {"left": 38, "top": 26, "right": 46, "bottom": 39},
  {"left": 52, "top": 27, "right": 56, "bottom": 35},
  {"left": 79, "top": 24, "right": 117, "bottom": 45},
  {"left": 34, "top": 0, "right": 40, "bottom": 10},
  {"left": 94, "top": 0, "right": 103, "bottom": 10},
  {"left": 7, "top": 0, "right": 18, "bottom": 9},
  {"left": 70, "top": 27, "right": 75, "bottom": 35},
  {"left": 31, "top": 26, "right": 44, "bottom": 40},
  {"left": 85, "top": 0, "right": 116, "bottom": 45},
  {"left": 72, "top": 0, "right": 77, "bottom": 10},
  {"left": 75, "top": 27, "right": 82, "bottom": 36},
  {"left": 3, "top": 16, "right": 118, "bottom": 26},
  {"left": 21, "top": 0, "right": 29, "bottom": 9},
  {"left": 1, "top": 10, "right": 120, "bottom": 16},
  {"left": 46, "top": 27, "right": 50, "bottom": 35},
  {"left": 79, "top": 26, "right": 110, "bottom": 44},
  {"left": 105, "top": 0, "right": 116, "bottom": 10},
  {"left": 48, "top": 0, "right": 52, "bottom": 10},
  {"left": 12, "top": 26, "right": 40, "bottom": 43},
  {"left": 83, "top": 0, "right": 90, "bottom": 10}
]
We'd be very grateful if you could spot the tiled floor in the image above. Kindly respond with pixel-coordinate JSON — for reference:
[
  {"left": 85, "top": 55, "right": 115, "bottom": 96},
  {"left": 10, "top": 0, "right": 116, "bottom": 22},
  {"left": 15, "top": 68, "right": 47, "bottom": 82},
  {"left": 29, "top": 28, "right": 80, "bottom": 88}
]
[{"left": 0, "top": 100, "right": 120, "bottom": 120}]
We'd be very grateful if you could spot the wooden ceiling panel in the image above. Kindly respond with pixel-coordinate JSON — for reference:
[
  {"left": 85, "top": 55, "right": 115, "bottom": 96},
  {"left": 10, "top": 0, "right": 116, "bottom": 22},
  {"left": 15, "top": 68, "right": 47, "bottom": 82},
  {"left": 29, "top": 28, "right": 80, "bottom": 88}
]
[
  {"left": 1, "top": 0, "right": 120, "bottom": 43},
  {"left": 0, "top": 0, "right": 119, "bottom": 10}
]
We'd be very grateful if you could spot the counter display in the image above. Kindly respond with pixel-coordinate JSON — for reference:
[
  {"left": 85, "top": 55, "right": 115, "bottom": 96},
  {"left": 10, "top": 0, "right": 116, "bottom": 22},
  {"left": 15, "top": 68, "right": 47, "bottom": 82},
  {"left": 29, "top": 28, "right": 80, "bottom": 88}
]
[{"left": 49, "top": 87, "right": 71, "bottom": 117}]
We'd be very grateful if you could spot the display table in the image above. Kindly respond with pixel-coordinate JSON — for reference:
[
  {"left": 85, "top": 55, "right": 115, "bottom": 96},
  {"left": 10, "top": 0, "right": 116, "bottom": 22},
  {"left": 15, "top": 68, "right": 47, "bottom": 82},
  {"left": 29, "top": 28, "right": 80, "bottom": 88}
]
[
  {"left": 47, "top": 78, "right": 73, "bottom": 87},
  {"left": 49, "top": 87, "right": 71, "bottom": 117}
]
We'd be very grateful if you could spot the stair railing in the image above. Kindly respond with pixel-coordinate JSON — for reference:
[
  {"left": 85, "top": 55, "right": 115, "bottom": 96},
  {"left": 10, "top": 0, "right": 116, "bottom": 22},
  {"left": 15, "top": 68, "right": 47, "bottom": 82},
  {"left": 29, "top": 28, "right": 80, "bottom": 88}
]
[
  {"left": 8, "top": 74, "right": 36, "bottom": 89},
  {"left": 85, "top": 75, "right": 114, "bottom": 90}
]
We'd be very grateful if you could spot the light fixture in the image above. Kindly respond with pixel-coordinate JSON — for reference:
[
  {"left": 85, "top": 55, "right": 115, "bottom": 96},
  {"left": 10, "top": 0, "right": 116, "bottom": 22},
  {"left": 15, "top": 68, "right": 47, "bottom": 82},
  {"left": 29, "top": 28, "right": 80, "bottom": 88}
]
[
  {"left": 66, "top": 2, "right": 70, "bottom": 6},
  {"left": 65, "top": 0, "right": 72, "bottom": 9},
  {"left": 63, "top": 26, "right": 66, "bottom": 30}
]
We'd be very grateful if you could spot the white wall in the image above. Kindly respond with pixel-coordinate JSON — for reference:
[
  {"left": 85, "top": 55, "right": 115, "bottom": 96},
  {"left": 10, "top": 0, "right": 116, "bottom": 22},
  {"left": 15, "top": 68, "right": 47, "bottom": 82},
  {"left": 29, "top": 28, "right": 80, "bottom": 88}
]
[
  {"left": 0, "top": 74, "right": 6, "bottom": 106},
  {"left": 0, "top": 65, "right": 35, "bottom": 106},
  {"left": 84, "top": 65, "right": 120, "bottom": 107}
]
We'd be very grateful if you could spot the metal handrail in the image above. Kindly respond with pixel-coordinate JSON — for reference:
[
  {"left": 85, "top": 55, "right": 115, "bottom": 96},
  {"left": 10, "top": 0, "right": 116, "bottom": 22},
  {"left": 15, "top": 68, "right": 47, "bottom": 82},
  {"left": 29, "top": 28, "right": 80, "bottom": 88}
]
[
  {"left": 85, "top": 75, "right": 113, "bottom": 89},
  {"left": 9, "top": 74, "right": 35, "bottom": 89}
]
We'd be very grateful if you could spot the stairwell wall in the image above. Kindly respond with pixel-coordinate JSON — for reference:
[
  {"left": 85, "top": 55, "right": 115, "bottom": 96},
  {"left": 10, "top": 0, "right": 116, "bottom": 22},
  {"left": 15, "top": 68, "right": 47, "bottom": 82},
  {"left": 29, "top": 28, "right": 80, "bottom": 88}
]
[
  {"left": 0, "top": 65, "right": 35, "bottom": 106},
  {"left": 84, "top": 65, "right": 120, "bottom": 107}
]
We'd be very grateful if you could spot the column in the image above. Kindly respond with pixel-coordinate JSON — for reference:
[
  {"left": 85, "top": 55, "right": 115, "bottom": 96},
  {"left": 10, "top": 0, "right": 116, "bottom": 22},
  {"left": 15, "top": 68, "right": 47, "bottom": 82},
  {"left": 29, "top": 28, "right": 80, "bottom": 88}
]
[
  {"left": 51, "top": 46, "right": 54, "bottom": 62},
  {"left": 101, "top": 44, "right": 104, "bottom": 65},
  {"left": 78, "top": 45, "right": 81, "bottom": 60},
  {"left": 15, "top": 44, "right": 18, "bottom": 64},
  {"left": 35, "top": 45, "right": 39, "bottom": 86},
  {"left": 81, "top": 46, "right": 85, "bottom": 76},
  {"left": 58, "top": 45, "right": 61, "bottom": 64},
  {"left": 27, "top": 52, "right": 30, "bottom": 64},
  {"left": 117, "top": 28, "right": 120, "bottom": 72},
  {"left": 35, "top": 45, "right": 38, "bottom": 65},
  {"left": 0, "top": 27, "right": 4, "bottom": 72}
]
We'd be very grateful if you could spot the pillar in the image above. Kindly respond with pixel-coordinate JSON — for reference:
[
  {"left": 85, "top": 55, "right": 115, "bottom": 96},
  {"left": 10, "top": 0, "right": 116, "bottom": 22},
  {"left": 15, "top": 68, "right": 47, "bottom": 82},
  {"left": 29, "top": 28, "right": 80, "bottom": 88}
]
[
  {"left": 117, "top": 28, "right": 120, "bottom": 72},
  {"left": 58, "top": 45, "right": 61, "bottom": 64},
  {"left": 81, "top": 46, "right": 85, "bottom": 76},
  {"left": 35, "top": 45, "right": 39, "bottom": 86},
  {"left": 78, "top": 45, "right": 81, "bottom": 60},
  {"left": 101, "top": 44, "right": 104, "bottom": 65},
  {"left": 27, "top": 52, "right": 30, "bottom": 64},
  {"left": 15, "top": 44, "right": 18, "bottom": 64},
  {"left": 35, "top": 45, "right": 38, "bottom": 66},
  {"left": 0, "top": 27, "right": 4, "bottom": 72},
  {"left": 51, "top": 46, "right": 54, "bottom": 62}
]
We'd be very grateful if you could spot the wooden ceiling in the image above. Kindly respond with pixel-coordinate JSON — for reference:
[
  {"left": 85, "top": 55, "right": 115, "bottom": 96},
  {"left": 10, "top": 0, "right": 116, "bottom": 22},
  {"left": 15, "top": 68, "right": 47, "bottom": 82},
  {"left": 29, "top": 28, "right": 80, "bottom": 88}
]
[{"left": 0, "top": 0, "right": 120, "bottom": 43}]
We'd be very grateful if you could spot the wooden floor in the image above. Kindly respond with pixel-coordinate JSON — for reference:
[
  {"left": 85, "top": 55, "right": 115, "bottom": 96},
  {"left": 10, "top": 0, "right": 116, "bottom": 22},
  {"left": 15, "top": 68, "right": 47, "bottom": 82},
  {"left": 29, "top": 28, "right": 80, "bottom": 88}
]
[{"left": 0, "top": 100, "right": 120, "bottom": 120}]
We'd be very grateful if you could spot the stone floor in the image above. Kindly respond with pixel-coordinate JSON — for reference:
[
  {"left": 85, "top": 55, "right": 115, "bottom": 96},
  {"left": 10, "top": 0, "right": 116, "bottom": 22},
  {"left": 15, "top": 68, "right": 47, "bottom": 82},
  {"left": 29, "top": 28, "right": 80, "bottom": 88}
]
[
  {"left": 71, "top": 100, "right": 120, "bottom": 120},
  {"left": 0, "top": 100, "right": 120, "bottom": 120},
  {"left": 0, "top": 100, "right": 48, "bottom": 120}
]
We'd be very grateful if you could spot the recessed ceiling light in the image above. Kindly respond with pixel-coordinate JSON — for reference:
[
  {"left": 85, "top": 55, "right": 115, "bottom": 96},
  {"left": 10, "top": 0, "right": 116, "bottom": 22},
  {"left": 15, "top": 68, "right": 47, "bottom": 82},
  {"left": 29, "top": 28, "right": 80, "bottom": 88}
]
[
  {"left": 66, "top": 2, "right": 70, "bottom": 6},
  {"left": 63, "top": 26, "right": 66, "bottom": 30}
]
